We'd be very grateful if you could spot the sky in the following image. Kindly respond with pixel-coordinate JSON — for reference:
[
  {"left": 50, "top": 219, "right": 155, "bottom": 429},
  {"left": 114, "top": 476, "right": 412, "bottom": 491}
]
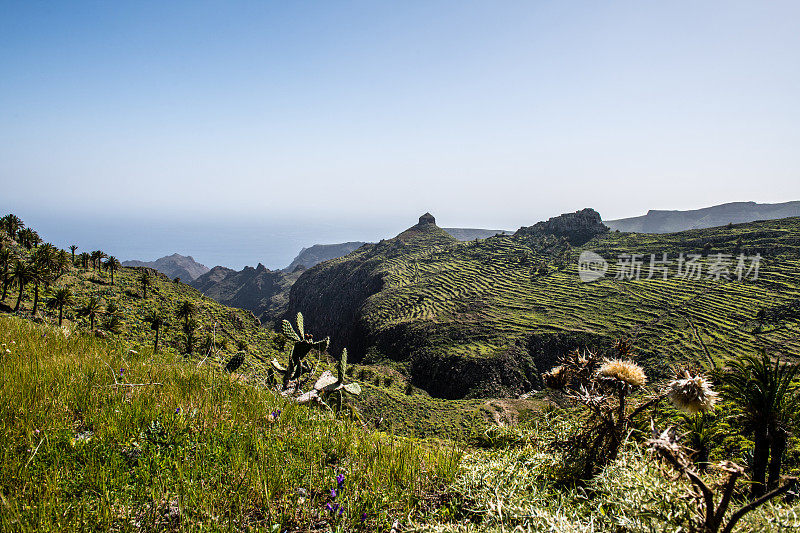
[{"left": 1, "top": 1, "right": 799, "bottom": 267}]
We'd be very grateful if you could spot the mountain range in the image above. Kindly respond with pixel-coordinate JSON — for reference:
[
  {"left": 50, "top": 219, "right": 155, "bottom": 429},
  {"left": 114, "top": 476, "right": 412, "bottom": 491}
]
[
  {"left": 122, "top": 253, "right": 210, "bottom": 281},
  {"left": 605, "top": 200, "right": 800, "bottom": 233},
  {"left": 127, "top": 201, "right": 800, "bottom": 327}
]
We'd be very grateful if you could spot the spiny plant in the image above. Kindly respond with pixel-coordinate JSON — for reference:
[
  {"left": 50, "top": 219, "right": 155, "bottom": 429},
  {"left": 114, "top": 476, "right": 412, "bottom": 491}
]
[
  {"left": 272, "top": 312, "right": 329, "bottom": 391},
  {"left": 299, "top": 348, "right": 362, "bottom": 414},
  {"left": 649, "top": 424, "right": 797, "bottom": 533},
  {"left": 543, "top": 340, "right": 719, "bottom": 480}
]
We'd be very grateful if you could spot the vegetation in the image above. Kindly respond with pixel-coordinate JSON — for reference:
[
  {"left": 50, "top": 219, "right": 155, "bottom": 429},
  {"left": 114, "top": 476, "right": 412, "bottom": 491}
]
[
  {"left": 0, "top": 315, "right": 461, "bottom": 531},
  {"left": 2, "top": 211, "right": 800, "bottom": 531}
]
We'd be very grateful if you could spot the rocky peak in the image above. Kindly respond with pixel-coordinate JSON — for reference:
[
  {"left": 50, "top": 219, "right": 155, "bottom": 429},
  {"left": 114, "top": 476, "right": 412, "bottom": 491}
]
[
  {"left": 516, "top": 208, "right": 609, "bottom": 245},
  {"left": 418, "top": 212, "right": 436, "bottom": 225}
]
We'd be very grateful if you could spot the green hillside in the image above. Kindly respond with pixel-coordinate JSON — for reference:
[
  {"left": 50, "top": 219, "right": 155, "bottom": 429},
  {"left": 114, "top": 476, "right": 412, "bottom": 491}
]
[{"left": 287, "top": 212, "right": 800, "bottom": 399}]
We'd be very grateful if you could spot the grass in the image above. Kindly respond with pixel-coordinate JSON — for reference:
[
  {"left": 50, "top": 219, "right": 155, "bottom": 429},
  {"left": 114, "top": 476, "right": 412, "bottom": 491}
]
[
  {"left": 0, "top": 315, "right": 462, "bottom": 531},
  {"left": 409, "top": 412, "right": 800, "bottom": 532}
]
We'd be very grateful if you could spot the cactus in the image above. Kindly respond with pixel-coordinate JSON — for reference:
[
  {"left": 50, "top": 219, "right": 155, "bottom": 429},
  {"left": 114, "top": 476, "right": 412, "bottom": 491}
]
[
  {"left": 304, "top": 348, "right": 361, "bottom": 413},
  {"left": 273, "top": 312, "right": 329, "bottom": 390}
]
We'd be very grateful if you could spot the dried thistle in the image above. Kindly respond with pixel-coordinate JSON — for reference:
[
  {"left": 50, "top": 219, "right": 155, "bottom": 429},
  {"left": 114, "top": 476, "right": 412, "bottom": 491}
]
[
  {"left": 597, "top": 359, "right": 647, "bottom": 388},
  {"left": 649, "top": 423, "right": 797, "bottom": 533},
  {"left": 667, "top": 371, "right": 719, "bottom": 413},
  {"left": 542, "top": 365, "right": 570, "bottom": 390}
]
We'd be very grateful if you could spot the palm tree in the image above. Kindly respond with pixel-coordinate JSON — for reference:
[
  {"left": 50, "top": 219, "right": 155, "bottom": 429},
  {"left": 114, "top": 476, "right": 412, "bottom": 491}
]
[
  {"left": 11, "top": 259, "right": 33, "bottom": 311},
  {"left": 182, "top": 318, "right": 198, "bottom": 355},
  {"left": 1, "top": 214, "right": 24, "bottom": 236},
  {"left": 139, "top": 270, "right": 152, "bottom": 298},
  {"left": 176, "top": 300, "right": 196, "bottom": 327},
  {"left": 69, "top": 245, "right": 78, "bottom": 263},
  {"left": 54, "top": 250, "right": 70, "bottom": 280},
  {"left": 105, "top": 256, "right": 121, "bottom": 285},
  {"left": 79, "top": 296, "right": 103, "bottom": 330},
  {"left": 47, "top": 287, "right": 74, "bottom": 326},
  {"left": 28, "top": 255, "right": 48, "bottom": 317},
  {"left": 90, "top": 251, "right": 106, "bottom": 272},
  {"left": 0, "top": 248, "right": 13, "bottom": 300},
  {"left": 17, "top": 228, "right": 41, "bottom": 249},
  {"left": 78, "top": 252, "right": 90, "bottom": 270},
  {"left": 722, "top": 351, "right": 800, "bottom": 499},
  {"left": 145, "top": 309, "right": 166, "bottom": 353}
]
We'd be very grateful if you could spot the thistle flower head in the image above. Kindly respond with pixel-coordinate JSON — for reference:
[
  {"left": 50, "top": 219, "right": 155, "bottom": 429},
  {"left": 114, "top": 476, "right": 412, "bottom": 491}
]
[
  {"left": 542, "top": 365, "right": 570, "bottom": 390},
  {"left": 667, "top": 372, "right": 718, "bottom": 413},
  {"left": 598, "top": 359, "right": 647, "bottom": 388}
]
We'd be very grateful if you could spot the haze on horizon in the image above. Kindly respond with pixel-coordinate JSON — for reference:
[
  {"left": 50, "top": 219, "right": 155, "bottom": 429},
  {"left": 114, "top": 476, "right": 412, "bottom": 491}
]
[{"left": 2, "top": 1, "right": 800, "bottom": 264}]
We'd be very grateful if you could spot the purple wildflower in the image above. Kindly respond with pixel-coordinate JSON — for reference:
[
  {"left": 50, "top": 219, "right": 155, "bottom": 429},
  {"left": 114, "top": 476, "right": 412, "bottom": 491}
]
[
  {"left": 120, "top": 368, "right": 125, "bottom": 375},
  {"left": 330, "top": 488, "right": 337, "bottom": 499},
  {"left": 175, "top": 407, "right": 181, "bottom": 414},
  {"left": 338, "top": 507, "right": 343, "bottom": 517},
  {"left": 362, "top": 512, "right": 367, "bottom": 523},
  {"left": 336, "top": 473, "right": 345, "bottom": 488}
]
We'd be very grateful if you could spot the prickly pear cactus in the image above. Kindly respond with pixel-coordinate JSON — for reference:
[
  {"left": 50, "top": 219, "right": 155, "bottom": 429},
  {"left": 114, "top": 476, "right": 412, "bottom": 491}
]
[
  {"left": 307, "top": 348, "right": 361, "bottom": 413},
  {"left": 277, "top": 312, "right": 330, "bottom": 390}
]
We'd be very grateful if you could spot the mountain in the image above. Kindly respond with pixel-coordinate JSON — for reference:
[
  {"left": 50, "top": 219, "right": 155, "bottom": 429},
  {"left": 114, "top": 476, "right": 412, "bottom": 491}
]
[
  {"left": 286, "top": 210, "right": 800, "bottom": 399},
  {"left": 605, "top": 200, "right": 800, "bottom": 233},
  {"left": 193, "top": 227, "right": 510, "bottom": 320},
  {"left": 190, "top": 263, "right": 304, "bottom": 322},
  {"left": 284, "top": 242, "right": 367, "bottom": 272},
  {"left": 122, "top": 253, "right": 210, "bottom": 281}
]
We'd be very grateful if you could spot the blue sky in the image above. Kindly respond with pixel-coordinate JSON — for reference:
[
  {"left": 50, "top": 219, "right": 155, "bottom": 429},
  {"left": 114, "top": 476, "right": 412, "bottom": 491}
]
[{"left": 2, "top": 1, "right": 799, "bottom": 234}]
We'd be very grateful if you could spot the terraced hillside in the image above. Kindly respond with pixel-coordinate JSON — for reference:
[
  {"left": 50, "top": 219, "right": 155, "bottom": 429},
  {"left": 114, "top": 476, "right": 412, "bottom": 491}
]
[{"left": 287, "top": 212, "right": 800, "bottom": 399}]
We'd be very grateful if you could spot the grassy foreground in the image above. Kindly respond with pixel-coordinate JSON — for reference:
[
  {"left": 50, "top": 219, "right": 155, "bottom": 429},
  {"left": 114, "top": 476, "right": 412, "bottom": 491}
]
[{"left": 0, "top": 315, "right": 461, "bottom": 531}]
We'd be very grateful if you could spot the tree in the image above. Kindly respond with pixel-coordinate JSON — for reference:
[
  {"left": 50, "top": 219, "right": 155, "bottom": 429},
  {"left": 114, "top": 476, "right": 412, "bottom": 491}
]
[
  {"left": 69, "top": 245, "right": 78, "bottom": 263},
  {"left": 144, "top": 309, "right": 166, "bottom": 353},
  {"left": 0, "top": 248, "right": 13, "bottom": 300},
  {"left": 176, "top": 300, "right": 196, "bottom": 327},
  {"left": 139, "top": 270, "right": 152, "bottom": 298},
  {"left": 79, "top": 296, "right": 103, "bottom": 330},
  {"left": 47, "top": 287, "right": 74, "bottom": 326},
  {"left": 90, "top": 251, "right": 106, "bottom": 272},
  {"left": 53, "top": 250, "right": 70, "bottom": 280},
  {"left": 28, "top": 252, "right": 50, "bottom": 317},
  {"left": 78, "top": 252, "right": 90, "bottom": 270},
  {"left": 11, "top": 259, "right": 33, "bottom": 311},
  {"left": 0, "top": 214, "right": 24, "bottom": 237},
  {"left": 105, "top": 256, "right": 121, "bottom": 285},
  {"left": 182, "top": 318, "right": 198, "bottom": 355},
  {"left": 17, "top": 228, "right": 41, "bottom": 249},
  {"left": 722, "top": 351, "right": 800, "bottom": 499}
]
